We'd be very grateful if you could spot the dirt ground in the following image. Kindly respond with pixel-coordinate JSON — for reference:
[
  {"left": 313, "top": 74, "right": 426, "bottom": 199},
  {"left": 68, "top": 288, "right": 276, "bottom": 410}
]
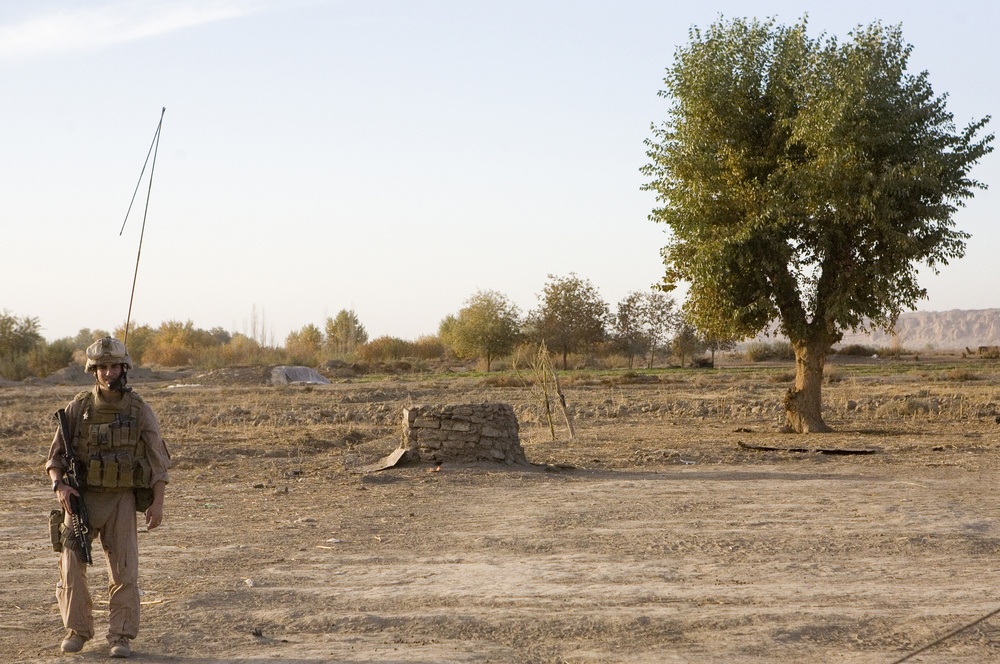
[{"left": 2, "top": 358, "right": 1000, "bottom": 663}]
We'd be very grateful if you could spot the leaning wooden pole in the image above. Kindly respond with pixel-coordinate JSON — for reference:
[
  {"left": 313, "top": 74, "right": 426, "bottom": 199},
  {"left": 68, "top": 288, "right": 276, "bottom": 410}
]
[
  {"left": 549, "top": 360, "right": 575, "bottom": 440},
  {"left": 536, "top": 343, "right": 557, "bottom": 441}
]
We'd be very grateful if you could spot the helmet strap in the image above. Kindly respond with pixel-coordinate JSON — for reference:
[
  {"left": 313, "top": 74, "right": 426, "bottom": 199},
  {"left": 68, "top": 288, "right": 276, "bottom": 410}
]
[{"left": 109, "top": 368, "right": 132, "bottom": 393}]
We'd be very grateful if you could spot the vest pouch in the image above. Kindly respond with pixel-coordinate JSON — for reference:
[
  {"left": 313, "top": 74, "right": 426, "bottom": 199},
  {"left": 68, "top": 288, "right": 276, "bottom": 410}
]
[
  {"left": 102, "top": 454, "right": 120, "bottom": 488},
  {"left": 87, "top": 457, "right": 103, "bottom": 487},
  {"left": 122, "top": 422, "right": 136, "bottom": 449},
  {"left": 112, "top": 421, "right": 130, "bottom": 448},
  {"left": 135, "top": 488, "right": 154, "bottom": 513},
  {"left": 49, "top": 509, "right": 64, "bottom": 552},
  {"left": 118, "top": 453, "right": 135, "bottom": 489},
  {"left": 133, "top": 457, "right": 152, "bottom": 488},
  {"left": 94, "top": 423, "right": 112, "bottom": 449}
]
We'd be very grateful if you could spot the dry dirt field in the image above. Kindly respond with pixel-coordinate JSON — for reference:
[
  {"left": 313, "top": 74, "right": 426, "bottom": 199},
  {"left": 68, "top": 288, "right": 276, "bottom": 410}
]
[{"left": 3, "top": 356, "right": 1000, "bottom": 663}]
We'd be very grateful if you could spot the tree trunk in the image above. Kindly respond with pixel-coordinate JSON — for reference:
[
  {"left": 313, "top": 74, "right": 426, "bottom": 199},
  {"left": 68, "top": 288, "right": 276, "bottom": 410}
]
[{"left": 783, "top": 339, "right": 832, "bottom": 433}]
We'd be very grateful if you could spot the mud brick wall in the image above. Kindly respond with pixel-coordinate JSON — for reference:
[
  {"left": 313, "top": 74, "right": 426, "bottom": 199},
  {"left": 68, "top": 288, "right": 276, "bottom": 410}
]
[{"left": 402, "top": 403, "right": 527, "bottom": 465}]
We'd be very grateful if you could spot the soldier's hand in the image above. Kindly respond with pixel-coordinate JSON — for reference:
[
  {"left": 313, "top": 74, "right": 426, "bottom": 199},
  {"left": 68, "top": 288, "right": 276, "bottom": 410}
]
[
  {"left": 145, "top": 501, "right": 163, "bottom": 530},
  {"left": 55, "top": 484, "right": 79, "bottom": 514}
]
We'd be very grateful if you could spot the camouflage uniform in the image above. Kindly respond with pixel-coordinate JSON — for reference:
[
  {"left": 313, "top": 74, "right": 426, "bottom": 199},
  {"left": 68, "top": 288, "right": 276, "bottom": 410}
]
[{"left": 45, "top": 338, "right": 170, "bottom": 652}]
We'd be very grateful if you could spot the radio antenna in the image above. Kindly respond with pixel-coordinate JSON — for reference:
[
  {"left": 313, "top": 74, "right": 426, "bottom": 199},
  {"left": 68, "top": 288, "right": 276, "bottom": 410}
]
[{"left": 119, "top": 107, "right": 165, "bottom": 346}]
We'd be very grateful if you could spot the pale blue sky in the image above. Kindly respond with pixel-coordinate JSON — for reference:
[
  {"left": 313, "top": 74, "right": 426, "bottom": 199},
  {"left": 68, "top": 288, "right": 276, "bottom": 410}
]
[{"left": 2, "top": 0, "right": 996, "bottom": 344}]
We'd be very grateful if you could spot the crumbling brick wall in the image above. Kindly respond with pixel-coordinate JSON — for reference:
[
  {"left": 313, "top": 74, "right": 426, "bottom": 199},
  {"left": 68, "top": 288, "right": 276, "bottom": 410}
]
[{"left": 402, "top": 403, "right": 527, "bottom": 465}]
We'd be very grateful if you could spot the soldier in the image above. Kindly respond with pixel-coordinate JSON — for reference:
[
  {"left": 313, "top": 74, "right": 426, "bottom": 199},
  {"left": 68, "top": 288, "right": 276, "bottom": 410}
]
[{"left": 45, "top": 337, "right": 170, "bottom": 658}]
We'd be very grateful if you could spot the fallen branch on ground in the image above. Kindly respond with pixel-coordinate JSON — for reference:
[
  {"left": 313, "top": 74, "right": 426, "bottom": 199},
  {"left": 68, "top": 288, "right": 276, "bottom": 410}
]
[{"left": 737, "top": 441, "right": 876, "bottom": 455}]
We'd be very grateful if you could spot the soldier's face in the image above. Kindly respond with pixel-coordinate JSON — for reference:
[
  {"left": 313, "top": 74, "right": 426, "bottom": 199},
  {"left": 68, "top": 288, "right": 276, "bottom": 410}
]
[{"left": 96, "top": 364, "right": 123, "bottom": 390}]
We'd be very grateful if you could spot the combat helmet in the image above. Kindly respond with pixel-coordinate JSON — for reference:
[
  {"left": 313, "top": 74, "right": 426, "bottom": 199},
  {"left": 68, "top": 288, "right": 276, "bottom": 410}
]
[{"left": 85, "top": 337, "right": 133, "bottom": 372}]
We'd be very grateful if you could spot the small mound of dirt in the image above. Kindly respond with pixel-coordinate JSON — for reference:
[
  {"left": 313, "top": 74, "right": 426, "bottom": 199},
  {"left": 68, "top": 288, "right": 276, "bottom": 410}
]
[
  {"left": 33, "top": 364, "right": 92, "bottom": 385},
  {"left": 190, "top": 366, "right": 273, "bottom": 386}
]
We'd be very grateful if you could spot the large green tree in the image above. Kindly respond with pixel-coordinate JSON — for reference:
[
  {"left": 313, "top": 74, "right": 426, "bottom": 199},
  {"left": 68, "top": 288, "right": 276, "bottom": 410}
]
[
  {"left": 441, "top": 289, "right": 522, "bottom": 370},
  {"left": 529, "top": 274, "right": 609, "bottom": 370},
  {"left": 642, "top": 17, "right": 993, "bottom": 432}
]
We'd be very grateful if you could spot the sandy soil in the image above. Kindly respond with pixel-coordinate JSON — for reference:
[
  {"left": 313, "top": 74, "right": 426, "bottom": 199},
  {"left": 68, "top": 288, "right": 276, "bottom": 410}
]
[{"left": 2, "top": 359, "right": 1000, "bottom": 663}]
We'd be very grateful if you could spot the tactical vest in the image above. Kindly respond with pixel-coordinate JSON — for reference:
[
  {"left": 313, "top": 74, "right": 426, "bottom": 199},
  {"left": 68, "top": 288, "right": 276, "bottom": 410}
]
[{"left": 71, "top": 388, "right": 153, "bottom": 492}]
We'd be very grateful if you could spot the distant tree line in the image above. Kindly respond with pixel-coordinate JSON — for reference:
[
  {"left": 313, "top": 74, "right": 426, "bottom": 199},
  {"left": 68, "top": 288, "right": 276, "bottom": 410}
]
[
  {"left": 0, "top": 276, "right": 741, "bottom": 380},
  {"left": 298, "top": 274, "right": 734, "bottom": 372}
]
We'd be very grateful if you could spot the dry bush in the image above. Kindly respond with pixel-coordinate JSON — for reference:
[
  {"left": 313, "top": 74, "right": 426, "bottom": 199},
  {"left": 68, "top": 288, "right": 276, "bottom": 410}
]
[
  {"left": 745, "top": 341, "right": 795, "bottom": 362},
  {"left": 411, "top": 335, "right": 446, "bottom": 360},
  {"left": 23, "top": 341, "right": 73, "bottom": 378},
  {"left": 143, "top": 343, "right": 197, "bottom": 367},
  {"left": 480, "top": 373, "right": 532, "bottom": 388},
  {"left": 593, "top": 353, "right": 638, "bottom": 370},
  {"left": 560, "top": 371, "right": 603, "bottom": 387},
  {"left": 876, "top": 398, "right": 936, "bottom": 418},
  {"left": 0, "top": 356, "right": 30, "bottom": 381},
  {"left": 603, "top": 371, "right": 661, "bottom": 385},
  {"left": 559, "top": 352, "right": 604, "bottom": 370},
  {"left": 357, "top": 336, "right": 412, "bottom": 363},
  {"left": 825, "top": 368, "right": 844, "bottom": 383},
  {"left": 197, "top": 336, "right": 284, "bottom": 369},
  {"left": 944, "top": 368, "right": 980, "bottom": 382},
  {"left": 837, "top": 344, "right": 878, "bottom": 356}
]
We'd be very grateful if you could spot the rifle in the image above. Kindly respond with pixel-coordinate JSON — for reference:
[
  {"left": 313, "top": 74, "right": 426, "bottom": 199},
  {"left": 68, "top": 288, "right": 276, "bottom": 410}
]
[{"left": 54, "top": 408, "right": 93, "bottom": 565}]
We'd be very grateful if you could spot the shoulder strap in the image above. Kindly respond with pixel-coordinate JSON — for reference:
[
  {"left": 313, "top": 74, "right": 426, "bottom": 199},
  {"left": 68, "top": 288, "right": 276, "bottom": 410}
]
[{"left": 127, "top": 393, "right": 147, "bottom": 458}]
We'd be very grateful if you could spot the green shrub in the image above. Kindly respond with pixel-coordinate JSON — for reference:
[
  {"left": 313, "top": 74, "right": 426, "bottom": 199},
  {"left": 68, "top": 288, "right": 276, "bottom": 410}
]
[
  {"left": 27, "top": 340, "right": 75, "bottom": 377},
  {"left": 605, "top": 371, "right": 661, "bottom": 385},
  {"left": 0, "top": 356, "right": 31, "bottom": 381},
  {"left": 874, "top": 345, "right": 910, "bottom": 358}
]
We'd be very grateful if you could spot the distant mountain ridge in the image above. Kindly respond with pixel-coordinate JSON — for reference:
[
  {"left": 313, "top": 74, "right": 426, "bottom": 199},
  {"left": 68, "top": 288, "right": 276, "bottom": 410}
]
[{"left": 838, "top": 309, "right": 1000, "bottom": 351}]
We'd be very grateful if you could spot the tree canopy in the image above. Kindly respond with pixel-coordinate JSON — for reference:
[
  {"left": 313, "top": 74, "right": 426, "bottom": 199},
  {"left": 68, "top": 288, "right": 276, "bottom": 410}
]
[
  {"left": 614, "top": 290, "right": 677, "bottom": 369},
  {"left": 613, "top": 292, "right": 649, "bottom": 369},
  {"left": 642, "top": 17, "right": 993, "bottom": 431},
  {"left": 528, "top": 274, "right": 609, "bottom": 369},
  {"left": 325, "top": 309, "right": 369, "bottom": 358},
  {"left": 0, "top": 310, "right": 43, "bottom": 380},
  {"left": 440, "top": 289, "right": 522, "bottom": 371},
  {"left": 285, "top": 323, "right": 325, "bottom": 365}
]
